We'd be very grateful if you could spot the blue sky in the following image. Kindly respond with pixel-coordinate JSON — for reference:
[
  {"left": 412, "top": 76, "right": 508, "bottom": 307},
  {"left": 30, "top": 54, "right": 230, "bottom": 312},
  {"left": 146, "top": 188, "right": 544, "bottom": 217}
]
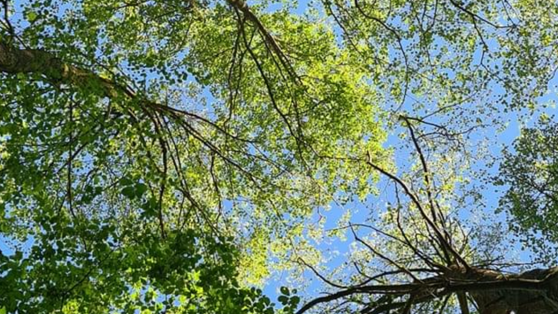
[{"left": 2, "top": 0, "right": 558, "bottom": 311}]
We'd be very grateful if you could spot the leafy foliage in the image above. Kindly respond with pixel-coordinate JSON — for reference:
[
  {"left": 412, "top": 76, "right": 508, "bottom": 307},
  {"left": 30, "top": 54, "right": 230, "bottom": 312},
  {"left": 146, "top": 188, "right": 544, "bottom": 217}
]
[
  {"left": 1, "top": 0, "right": 386, "bottom": 311},
  {"left": 1, "top": 0, "right": 558, "bottom": 313},
  {"left": 498, "top": 116, "right": 558, "bottom": 257}
]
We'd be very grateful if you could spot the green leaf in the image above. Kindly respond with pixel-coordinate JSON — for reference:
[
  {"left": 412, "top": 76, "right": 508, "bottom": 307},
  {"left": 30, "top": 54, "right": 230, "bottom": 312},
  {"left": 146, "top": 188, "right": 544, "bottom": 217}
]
[
  {"left": 121, "top": 186, "right": 136, "bottom": 199},
  {"left": 26, "top": 11, "right": 38, "bottom": 23},
  {"left": 290, "top": 296, "right": 300, "bottom": 306},
  {"left": 278, "top": 296, "right": 289, "bottom": 305},
  {"left": 135, "top": 183, "right": 147, "bottom": 197}
]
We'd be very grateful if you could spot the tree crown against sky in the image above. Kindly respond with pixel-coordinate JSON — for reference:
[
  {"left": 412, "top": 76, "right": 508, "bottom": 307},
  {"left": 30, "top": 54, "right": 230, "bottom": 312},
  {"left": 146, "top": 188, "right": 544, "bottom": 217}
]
[{"left": 0, "top": 0, "right": 557, "bottom": 313}]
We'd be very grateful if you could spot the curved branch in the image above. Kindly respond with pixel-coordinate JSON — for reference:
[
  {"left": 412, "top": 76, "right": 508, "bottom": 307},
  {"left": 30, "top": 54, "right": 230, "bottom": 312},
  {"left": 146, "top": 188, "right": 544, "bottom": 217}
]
[{"left": 297, "top": 268, "right": 558, "bottom": 314}]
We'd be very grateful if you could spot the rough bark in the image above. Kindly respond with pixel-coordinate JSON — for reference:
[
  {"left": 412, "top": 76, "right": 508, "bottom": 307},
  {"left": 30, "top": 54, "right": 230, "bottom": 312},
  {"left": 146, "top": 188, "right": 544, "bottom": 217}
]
[
  {"left": 469, "top": 267, "right": 558, "bottom": 314},
  {"left": 297, "top": 266, "right": 558, "bottom": 314}
]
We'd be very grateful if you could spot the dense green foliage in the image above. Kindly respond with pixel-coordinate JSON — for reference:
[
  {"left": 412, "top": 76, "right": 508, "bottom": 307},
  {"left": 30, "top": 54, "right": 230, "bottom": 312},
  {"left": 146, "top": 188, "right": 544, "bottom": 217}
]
[
  {"left": 1, "top": 0, "right": 387, "bottom": 312},
  {"left": 0, "top": 0, "right": 557, "bottom": 313},
  {"left": 498, "top": 117, "right": 558, "bottom": 258}
]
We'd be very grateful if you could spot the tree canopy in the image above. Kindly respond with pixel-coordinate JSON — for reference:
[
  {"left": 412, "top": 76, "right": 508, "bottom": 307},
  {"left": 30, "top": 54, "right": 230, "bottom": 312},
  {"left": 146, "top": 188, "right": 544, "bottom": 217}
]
[{"left": 0, "top": 0, "right": 557, "bottom": 313}]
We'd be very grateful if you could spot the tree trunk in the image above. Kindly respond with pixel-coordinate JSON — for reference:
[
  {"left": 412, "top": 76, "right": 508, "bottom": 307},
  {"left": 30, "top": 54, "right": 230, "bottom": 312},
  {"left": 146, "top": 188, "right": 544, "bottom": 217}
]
[{"left": 469, "top": 267, "right": 558, "bottom": 314}]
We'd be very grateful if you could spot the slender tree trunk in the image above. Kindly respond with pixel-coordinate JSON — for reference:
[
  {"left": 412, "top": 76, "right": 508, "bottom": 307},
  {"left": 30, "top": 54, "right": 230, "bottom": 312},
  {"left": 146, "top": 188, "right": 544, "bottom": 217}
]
[{"left": 0, "top": 41, "right": 122, "bottom": 98}]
